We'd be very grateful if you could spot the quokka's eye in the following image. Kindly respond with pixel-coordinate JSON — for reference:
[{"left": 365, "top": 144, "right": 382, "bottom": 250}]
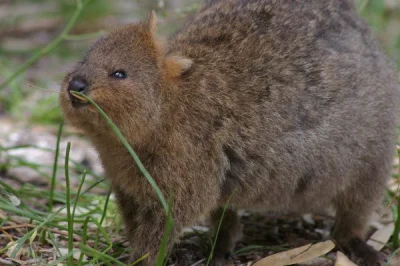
[{"left": 111, "top": 70, "right": 127, "bottom": 79}]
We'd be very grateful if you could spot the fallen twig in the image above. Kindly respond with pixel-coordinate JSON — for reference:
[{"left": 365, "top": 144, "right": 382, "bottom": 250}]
[{"left": 0, "top": 223, "right": 82, "bottom": 241}]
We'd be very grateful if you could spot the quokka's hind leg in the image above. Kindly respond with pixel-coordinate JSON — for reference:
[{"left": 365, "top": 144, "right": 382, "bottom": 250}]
[
  {"left": 209, "top": 208, "right": 242, "bottom": 266},
  {"left": 333, "top": 178, "right": 388, "bottom": 266}
]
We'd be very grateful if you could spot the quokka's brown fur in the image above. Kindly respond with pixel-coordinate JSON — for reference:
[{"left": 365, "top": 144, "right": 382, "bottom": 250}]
[{"left": 60, "top": 0, "right": 399, "bottom": 265}]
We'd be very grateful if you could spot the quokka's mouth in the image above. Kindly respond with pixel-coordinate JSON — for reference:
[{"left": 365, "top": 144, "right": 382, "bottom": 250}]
[{"left": 69, "top": 91, "right": 89, "bottom": 108}]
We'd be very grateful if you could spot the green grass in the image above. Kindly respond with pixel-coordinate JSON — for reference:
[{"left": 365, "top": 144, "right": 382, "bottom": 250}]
[{"left": 0, "top": 0, "right": 399, "bottom": 265}]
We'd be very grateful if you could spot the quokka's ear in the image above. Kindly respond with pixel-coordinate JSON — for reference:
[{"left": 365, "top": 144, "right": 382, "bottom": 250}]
[
  {"left": 164, "top": 55, "right": 194, "bottom": 78},
  {"left": 143, "top": 11, "right": 193, "bottom": 78},
  {"left": 144, "top": 11, "right": 157, "bottom": 34}
]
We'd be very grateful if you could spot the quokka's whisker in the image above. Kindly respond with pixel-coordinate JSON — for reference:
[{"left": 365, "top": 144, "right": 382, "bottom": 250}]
[{"left": 24, "top": 82, "right": 61, "bottom": 94}]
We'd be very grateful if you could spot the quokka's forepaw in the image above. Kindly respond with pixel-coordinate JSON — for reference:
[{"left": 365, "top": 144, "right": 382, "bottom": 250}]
[{"left": 345, "top": 238, "right": 387, "bottom": 266}]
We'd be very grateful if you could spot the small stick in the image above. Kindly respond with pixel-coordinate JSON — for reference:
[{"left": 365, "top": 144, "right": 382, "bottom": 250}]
[{"left": 0, "top": 223, "right": 82, "bottom": 241}]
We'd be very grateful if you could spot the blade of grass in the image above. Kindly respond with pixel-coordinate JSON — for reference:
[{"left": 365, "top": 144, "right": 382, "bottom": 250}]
[
  {"left": 156, "top": 193, "right": 174, "bottom": 266},
  {"left": 206, "top": 190, "right": 236, "bottom": 266},
  {"left": 94, "top": 189, "right": 112, "bottom": 252},
  {"left": 72, "top": 170, "right": 87, "bottom": 220},
  {"left": 49, "top": 122, "right": 64, "bottom": 212},
  {"left": 130, "top": 253, "right": 150, "bottom": 265},
  {"left": 70, "top": 91, "right": 168, "bottom": 213},
  {"left": 100, "top": 189, "right": 112, "bottom": 226},
  {"left": 65, "top": 142, "right": 74, "bottom": 266},
  {"left": 77, "top": 217, "right": 90, "bottom": 266},
  {"left": 29, "top": 229, "right": 38, "bottom": 259}
]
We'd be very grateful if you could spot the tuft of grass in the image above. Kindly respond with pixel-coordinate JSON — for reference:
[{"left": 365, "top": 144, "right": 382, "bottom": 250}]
[{"left": 0, "top": 138, "right": 116, "bottom": 264}]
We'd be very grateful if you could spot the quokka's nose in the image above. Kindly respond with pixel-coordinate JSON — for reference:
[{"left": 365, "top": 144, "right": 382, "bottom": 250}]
[{"left": 68, "top": 77, "right": 88, "bottom": 95}]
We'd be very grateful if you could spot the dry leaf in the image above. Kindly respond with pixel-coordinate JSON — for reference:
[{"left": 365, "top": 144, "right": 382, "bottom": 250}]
[
  {"left": 335, "top": 251, "right": 357, "bottom": 266},
  {"left": 367, "top": 223, "right": 395, "bottom": 251},
  {"left": 252, "top": 240, "right": 335, "bottom": 266}
]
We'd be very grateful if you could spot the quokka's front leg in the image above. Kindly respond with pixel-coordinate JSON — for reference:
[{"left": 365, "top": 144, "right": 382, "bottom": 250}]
[
  {"left": 113, "top": 182, "right": 220, "bottom": 265},
  {"left": 113, "top": 185, "right": 167, "bottom": 265}
]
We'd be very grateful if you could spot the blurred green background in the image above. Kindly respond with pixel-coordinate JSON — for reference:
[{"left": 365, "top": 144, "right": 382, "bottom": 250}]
[{"left": 0, "top": 0, "right": 399, "bottom": 125}]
